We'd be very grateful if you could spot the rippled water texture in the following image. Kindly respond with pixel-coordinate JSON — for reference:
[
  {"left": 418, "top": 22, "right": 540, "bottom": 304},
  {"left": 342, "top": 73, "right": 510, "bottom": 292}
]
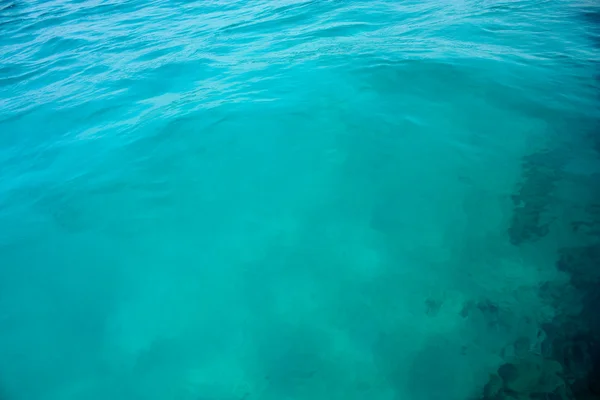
[{"left": 1, "top": 0, "right": 600, "bottom": 399}]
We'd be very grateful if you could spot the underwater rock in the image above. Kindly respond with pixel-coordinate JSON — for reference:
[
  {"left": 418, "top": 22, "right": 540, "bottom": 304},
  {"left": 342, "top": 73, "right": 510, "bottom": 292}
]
[
  {"left": 483, "top": 373, "right": 504, "bottom": 399},
  {"left": 508, "top": 150, "right": 565, "bottom": 246},
  {"left": 425, "top": 298, "right": 442, "bottom": 317},
  {"left": 534, "top": 324, "right": 600, "bottom": 399},
  {"left": 460, "top": 299, "right": 475, "bottom": 318},
  {"left": 495, "top": 354, "right": 566, "bottom": 397},
  {"left": 498, "top": 363, "right": 520, "bottom": 382},
  {"left": 537, "top": 359, "right": 564, "bottom": 393},
  {"left": 555, "top": 335, "right": 595, "bottom": 384},
  {"left": 589, "top": 364, "right": 600, "bottom": 395},
  {"left": 501, "top": 336, "right": 535, "bottom": 361},
  {"left": 557, "top": 245, "right": 600, "bottom": 288},
  {"left": 498, "top": 359, "right": 542, "bottom": 393},
  {"left": 589, "top": 335, "right": 600, "bottom": 395},
  {"left": 460, "top": 299, "right": 503, "bottom": 325},
  {"left": 508, "top": 210, "right": 551, "bottom": 245},
  {"left": 477, "top": 299, "right": 513, "bottom": 332},
  {"left": 514, "top": 337, "right": 532, "bottom": 359}
]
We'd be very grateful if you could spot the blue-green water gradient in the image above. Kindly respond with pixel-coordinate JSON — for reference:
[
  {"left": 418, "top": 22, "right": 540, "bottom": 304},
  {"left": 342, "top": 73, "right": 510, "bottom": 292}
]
[{"left": 1, "top": 0, "right": 600, "bottom": 399}]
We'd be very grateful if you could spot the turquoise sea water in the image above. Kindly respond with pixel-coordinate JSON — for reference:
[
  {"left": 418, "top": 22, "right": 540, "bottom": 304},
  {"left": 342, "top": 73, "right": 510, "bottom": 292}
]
[{"left": 1, "top": 0, "right": 600, "bottom": 399}]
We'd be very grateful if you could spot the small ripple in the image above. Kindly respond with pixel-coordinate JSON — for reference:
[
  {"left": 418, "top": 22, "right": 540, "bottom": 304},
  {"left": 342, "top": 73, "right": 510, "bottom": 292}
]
[
  {"left": 302, "top": 21, "right": 379, "bottom": 38},
  {"left": 32, "top": 36, "right": 91, "bottom": 59},
  {"left": 131, "top": 44, "right": 186, "bottom": 63},
  {"left": 0, "top": 1, "right": 16, "bottom": 12},
  {"left": 220, "top": 11, "right": 315, "bottom": 35},
  {"left": 1, "top": 0, "right": 599, "bottom": 184}
]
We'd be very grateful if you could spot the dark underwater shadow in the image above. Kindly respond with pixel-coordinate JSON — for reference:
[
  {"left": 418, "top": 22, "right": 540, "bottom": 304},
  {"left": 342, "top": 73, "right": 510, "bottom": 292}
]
[{"left": 477, "top": 4, "right": 600, "bottom": 398}]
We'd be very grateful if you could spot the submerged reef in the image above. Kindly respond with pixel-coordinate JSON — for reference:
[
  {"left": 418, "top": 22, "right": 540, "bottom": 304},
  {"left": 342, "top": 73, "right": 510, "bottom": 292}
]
[
  {"left": 481, "top": 135, "right": 600, "bottom": 400},
  {"left": 508, "top": 150, "right": 565, "bottom": 246}
]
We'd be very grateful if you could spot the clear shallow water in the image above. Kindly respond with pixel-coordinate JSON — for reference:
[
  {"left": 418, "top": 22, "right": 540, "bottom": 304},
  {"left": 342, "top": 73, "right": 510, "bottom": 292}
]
[{"left": 1, "top": 0, "right": 600, "bottom": 399}]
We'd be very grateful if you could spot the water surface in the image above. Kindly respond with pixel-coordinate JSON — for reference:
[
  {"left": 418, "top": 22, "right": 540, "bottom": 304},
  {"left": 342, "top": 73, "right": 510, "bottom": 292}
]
[{"left": 1, "top": 0, "right": 600, "bottom": 399}]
